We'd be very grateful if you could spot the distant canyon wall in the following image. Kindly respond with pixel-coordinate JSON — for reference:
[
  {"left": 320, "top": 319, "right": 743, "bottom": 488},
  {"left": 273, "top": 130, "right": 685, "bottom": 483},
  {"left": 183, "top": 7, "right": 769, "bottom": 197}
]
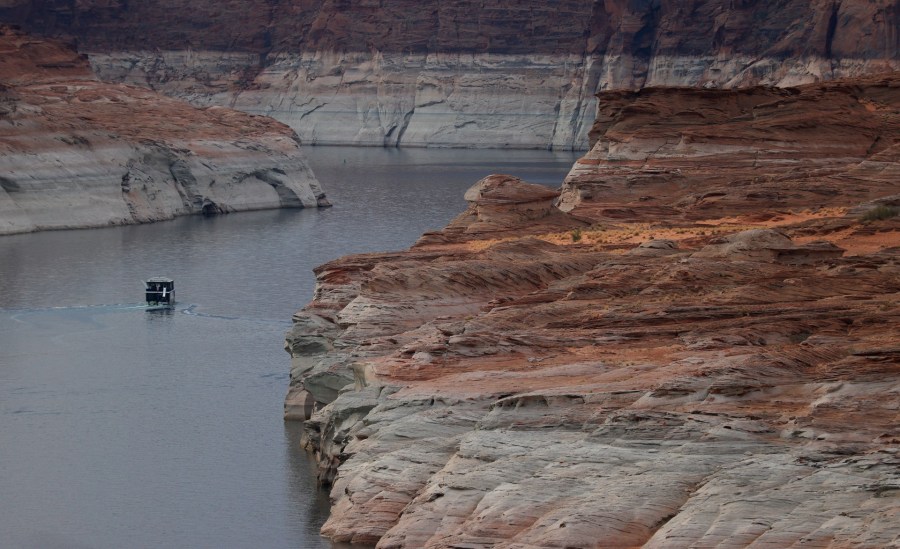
[
  {"left": 2, "top": 0, "right": 897, "bottom": 150},
  {"left": 89, "top": 50, "right": 599, "bottom": 150},
  {"left": 0, "top": 27, "right": 327, "bottom": 236}
]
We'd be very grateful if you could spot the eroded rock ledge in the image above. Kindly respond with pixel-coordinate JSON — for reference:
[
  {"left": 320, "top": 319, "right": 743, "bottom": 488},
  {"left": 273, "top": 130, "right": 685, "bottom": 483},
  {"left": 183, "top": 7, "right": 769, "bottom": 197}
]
[
  {"left": 285, "top": 74, "right": 899, "bottom": 548},
  {"left": 0, "top": 27, "right": 327, "bottom": 235}
]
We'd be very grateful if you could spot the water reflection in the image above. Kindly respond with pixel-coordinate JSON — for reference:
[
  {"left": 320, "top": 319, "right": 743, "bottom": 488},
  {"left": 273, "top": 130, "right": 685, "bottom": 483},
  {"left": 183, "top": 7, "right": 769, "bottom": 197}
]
[{"left": 284, "top": 422, "right": 333, "bottom": 545}]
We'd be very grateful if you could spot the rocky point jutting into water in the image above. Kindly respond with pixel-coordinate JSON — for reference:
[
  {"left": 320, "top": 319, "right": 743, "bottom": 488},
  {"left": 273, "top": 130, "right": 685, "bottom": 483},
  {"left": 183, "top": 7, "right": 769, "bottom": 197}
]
[
  {"left": 1, "top": 1, "right": 897, "bottom": 149},
  {"left": 284, "top": 74, "right": 900, "bottom": 547},
  {"left": 0, "top": 26, "right": 327, "bottom": 235}
]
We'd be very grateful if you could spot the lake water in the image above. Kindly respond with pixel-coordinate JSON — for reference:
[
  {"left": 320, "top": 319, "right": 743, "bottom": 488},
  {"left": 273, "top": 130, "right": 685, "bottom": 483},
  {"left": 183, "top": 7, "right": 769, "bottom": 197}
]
[{"left": 0, "top": 147, "right": 580, "bottom": 548}]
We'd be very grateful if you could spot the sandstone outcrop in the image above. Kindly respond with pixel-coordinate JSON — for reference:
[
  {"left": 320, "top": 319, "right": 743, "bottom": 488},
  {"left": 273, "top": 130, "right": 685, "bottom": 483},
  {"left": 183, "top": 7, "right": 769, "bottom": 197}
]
[
  {"left": 2, "top": 1, "right": 897, "bottom": 149},
  {"left": 558, "top": 74, "right": 900, "bottom": 218},
  {"left": 0, "top": 27, "right": 327, "bottom": 235},
  {"left": 285, "top": 75, "right": 900, "bottom": 547}
]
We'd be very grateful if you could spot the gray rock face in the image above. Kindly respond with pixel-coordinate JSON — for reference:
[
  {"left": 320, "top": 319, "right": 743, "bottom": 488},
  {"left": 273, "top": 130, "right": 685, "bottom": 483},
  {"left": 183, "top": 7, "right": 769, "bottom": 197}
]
[
  {"left": 90, "top": 50, "right": 600, "bottom": 150},
  {"left": 88, "top": 43, "right": 899, "bottom": 150},
  {"left": 0, "top": 112, "right": 326, "bottom": 235}
]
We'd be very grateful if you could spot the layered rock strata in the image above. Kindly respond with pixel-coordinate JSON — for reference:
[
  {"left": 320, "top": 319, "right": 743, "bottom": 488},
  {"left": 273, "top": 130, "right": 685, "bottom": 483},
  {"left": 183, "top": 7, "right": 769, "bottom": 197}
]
[
  {"left": 2, "top": 1, "right": 898, "bottom": 149},
  {"left": 0, "top": 27, "right": 327, "bottom": 235},
  {"left": 285, "top": 76, "right": 900, "bottom": 547},
  {"left": 559, "top": 75, "right": 900, "bottom": 218}
]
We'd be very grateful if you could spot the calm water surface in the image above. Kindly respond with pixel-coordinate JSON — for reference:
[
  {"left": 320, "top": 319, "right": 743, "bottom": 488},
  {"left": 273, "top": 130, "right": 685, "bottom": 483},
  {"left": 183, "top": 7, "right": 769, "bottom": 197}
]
[{"left": 0, "top": 147, "right": 579, "bottom": 548}]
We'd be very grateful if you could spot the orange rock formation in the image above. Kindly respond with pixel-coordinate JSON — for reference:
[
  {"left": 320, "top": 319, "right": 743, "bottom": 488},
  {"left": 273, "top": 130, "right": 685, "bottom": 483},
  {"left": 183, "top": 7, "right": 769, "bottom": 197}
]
[{"left": 287, "top": 75, "right": 900, "bottom": 547}]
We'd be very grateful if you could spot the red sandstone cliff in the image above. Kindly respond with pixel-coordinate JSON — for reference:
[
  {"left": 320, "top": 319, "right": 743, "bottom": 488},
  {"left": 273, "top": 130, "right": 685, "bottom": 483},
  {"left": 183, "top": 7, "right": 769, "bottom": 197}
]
[
  {"left": 2, "top": 1, "right": 896, "bottom": 149},
  {"left": 285, "top": 75, "right": 900, "bottom": 547},
  {"left": 0, "top": 27, "right": 327, "bottom": 234}
]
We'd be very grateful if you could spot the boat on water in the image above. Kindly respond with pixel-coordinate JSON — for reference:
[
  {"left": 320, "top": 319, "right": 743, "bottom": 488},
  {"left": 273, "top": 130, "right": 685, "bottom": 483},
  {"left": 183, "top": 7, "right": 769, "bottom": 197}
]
[{"left": 144, "top": 277, "right": 175, "bottom": 310}]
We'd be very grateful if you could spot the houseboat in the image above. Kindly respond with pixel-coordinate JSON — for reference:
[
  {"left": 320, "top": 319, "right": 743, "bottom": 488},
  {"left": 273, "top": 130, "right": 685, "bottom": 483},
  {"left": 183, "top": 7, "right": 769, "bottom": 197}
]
[{"left": 144, "top": 277, "right": 175, "bottom": 310}]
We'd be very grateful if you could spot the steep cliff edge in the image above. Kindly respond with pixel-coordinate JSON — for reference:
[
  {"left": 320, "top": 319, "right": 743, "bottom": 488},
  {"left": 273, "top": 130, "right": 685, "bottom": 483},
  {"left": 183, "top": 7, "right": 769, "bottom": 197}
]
[
  {"left": 0, "top": 27, "right": 327, "bottom": 235},
  {"left": 2, "top": 1, "right": 897, "bottom": 149},
  {"left": 285, "top": 75, "right": 899, "bottom": 547}
]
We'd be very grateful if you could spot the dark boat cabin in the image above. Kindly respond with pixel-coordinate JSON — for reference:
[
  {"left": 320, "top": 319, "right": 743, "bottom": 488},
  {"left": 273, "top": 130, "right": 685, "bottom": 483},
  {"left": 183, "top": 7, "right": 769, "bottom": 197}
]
[{"left": 145, "top": 277, "right": 175, "bottom": 306}]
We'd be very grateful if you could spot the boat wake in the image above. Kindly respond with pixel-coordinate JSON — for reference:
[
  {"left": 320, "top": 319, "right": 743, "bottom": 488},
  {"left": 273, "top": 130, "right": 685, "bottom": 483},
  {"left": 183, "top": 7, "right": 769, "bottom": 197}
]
[
  {"left": 181, "top": 304, "right": 291, "bottom": 326},
  {"left": 1, "top": 303, "right": 291, "bottom": 326}
]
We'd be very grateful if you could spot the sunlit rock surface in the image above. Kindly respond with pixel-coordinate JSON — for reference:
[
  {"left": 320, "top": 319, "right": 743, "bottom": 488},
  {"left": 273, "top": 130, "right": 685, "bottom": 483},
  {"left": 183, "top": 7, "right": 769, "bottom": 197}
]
[
  {"left": 285, "top": 75, "right": 900, "bottom": 547},
  {"left": 0, "top": 27, "right": 327, "bottom": 235},
  {"left": 2, "top": 0, "right": 897, "bottom": 149}
]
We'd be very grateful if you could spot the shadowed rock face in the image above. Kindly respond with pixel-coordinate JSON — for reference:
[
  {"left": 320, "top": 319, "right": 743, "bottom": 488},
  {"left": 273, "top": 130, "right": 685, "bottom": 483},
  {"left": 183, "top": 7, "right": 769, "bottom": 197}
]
[
  {"left": 0, "top": 27, "right": 327, "bottom": 235},
  {"left": 285, "top": 76, "right": 899, "bottom": 547},
  {"left": 1, "top": 1, "right": 896, "bottom": 149},
  {"left": 2, "top": 0, "right": 897, "bottom": 60}
]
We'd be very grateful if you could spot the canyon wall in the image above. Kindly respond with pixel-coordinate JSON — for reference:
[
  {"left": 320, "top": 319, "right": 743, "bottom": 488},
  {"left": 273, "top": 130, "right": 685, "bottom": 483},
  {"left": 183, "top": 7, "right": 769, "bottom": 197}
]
[
  {"left": 2, "top": 0, "right": 897, "bottom": 149},
  {"left": 284, "top": 75, "right": 900, "bottom": 546},
  {"left": 0, "top": 27, "right": 327, "bottom": 235}
]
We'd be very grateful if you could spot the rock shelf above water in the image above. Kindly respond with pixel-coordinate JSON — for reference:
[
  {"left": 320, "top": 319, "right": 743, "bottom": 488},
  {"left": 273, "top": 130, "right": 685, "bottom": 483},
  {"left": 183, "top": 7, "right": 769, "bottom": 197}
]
[
  {"left": 0, "top": 27, "right": 327, "bottom": 235},
  {"left": 285, "top": 75, "right": 900, "bottom": 547}
]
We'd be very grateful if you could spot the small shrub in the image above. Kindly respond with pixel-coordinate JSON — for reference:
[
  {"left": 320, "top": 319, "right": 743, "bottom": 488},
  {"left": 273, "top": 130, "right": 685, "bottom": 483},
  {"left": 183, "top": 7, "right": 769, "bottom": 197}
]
[
  {"left": 571, "top": 228, "right": 582, "bottom": 242},
  {"left": 861, "top": 204, "right": 900, "bottom": 222}
]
